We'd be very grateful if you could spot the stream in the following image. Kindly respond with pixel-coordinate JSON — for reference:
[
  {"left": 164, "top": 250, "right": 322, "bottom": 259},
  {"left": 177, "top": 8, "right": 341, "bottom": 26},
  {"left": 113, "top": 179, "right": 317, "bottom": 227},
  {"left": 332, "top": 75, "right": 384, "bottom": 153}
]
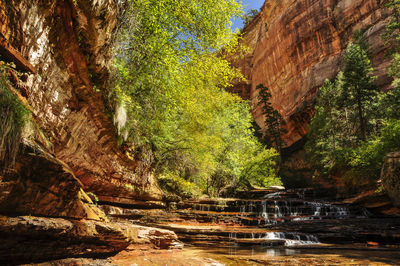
[{"left": 105, "top": 188, "right": 400, "bottom": 265}]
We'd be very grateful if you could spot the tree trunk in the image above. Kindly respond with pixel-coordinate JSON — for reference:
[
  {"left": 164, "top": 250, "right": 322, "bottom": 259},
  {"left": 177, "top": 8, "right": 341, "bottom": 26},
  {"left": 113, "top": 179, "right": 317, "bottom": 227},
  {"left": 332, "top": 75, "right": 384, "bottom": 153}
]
[{"left": 357, "top": 97, "right": 366, "bottom": 140}]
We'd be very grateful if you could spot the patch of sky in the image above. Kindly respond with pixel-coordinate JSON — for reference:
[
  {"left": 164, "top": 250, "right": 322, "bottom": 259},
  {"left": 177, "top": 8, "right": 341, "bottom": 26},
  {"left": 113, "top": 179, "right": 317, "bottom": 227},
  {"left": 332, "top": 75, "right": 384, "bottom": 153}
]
[{"left": 231, "top": 0, "right": 265, "bottom": 32}]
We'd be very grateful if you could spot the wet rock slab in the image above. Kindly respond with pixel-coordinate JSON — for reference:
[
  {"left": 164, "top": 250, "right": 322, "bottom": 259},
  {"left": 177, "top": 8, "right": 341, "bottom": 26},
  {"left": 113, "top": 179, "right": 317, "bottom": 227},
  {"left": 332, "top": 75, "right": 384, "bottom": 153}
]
[{"left": 29, "top": 246, "right": 400, "bottom": 266}]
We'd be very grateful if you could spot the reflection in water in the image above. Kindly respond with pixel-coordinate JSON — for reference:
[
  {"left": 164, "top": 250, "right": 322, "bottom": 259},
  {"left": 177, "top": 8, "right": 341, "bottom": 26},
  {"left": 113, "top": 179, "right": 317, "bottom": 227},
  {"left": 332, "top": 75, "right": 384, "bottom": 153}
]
[
  {"left": 227, "top": 231, "right": 320, "bottom": 246},
  {"left": 226, "top": 246, "right": 300, "bottom": 257},
  {"left": 266, "top": 248, "right": 298, "bottom": 256},
  {"left": 190, "top": 246, "right": 400, "bottom": 265}
]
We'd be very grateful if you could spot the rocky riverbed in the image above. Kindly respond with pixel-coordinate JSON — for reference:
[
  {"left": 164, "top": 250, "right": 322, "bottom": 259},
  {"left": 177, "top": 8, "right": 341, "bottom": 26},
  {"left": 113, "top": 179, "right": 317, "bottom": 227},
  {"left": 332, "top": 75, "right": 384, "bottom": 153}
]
[{"left": 90, "top": 188, "right": 400, "bottom": 265}]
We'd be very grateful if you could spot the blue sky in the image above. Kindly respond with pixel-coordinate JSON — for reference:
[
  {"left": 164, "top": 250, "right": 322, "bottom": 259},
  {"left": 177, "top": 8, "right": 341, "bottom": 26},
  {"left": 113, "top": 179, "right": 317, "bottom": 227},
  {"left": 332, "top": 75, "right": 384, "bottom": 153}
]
[{"left": 232, "top": 0, "right": 265, "bottom": 31}]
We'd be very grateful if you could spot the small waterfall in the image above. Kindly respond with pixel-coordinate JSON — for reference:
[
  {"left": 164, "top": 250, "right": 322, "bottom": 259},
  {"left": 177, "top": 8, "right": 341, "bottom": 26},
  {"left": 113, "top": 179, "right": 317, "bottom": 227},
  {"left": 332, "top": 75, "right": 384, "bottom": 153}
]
[
  {"left": 274, "top": 201, "right": 282, "bottom": 218},
  {"left": 171, "top": 188, "right": 376, "bottom": 249},
  {"left": 229, "top": 232, "right": 237, "bottom": 240},
  {"left": 197, "top": 204, "right": 211, "bottom": 212},
  {"left": 307, "top": 202, "right": 351, "bottom": 219},
  {"left": 234, "top": 193, "right": 366, "bottom": 226},
  {"left": 248, "top": 202, "right": 255, "bottom": 213},
  {"left": 263, "top": 192, "right": 282, "bottom": 199},
  {"left": 228, "top": 231, "right": 320, "bottom": 247},
  {"left": 264, "top": 232, "right": 320, "bottom": 246},
  {"left": 262, "top": 201, "right": 267, "bottom": 218}
]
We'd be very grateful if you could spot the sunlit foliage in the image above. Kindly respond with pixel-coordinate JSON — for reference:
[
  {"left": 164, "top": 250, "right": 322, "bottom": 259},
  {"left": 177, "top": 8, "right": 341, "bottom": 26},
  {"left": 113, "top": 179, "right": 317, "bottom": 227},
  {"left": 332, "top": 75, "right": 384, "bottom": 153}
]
[{"left": 111, "top": 0, "right": 281, "bottom": 197}]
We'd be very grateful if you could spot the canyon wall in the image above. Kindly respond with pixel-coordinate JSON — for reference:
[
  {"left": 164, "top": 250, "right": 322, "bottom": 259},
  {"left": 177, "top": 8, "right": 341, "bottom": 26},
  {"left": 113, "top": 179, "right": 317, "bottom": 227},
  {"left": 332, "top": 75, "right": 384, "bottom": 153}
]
[
  {"left": 232, "top": 0, "right": 392, "bottom": 149},
  {"left": 1, "top": 0, "right": 162, "bottom": 204},
  {"left": 0, "top": 1, "right": 179, "bottom": 262}
]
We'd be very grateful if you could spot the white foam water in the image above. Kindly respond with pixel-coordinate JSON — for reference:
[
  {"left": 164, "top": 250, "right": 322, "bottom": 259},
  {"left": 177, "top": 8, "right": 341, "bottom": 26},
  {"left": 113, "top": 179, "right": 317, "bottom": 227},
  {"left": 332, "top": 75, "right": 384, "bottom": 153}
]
[{"left": 264, "top": 232, "right": 320, "bottom": 247}]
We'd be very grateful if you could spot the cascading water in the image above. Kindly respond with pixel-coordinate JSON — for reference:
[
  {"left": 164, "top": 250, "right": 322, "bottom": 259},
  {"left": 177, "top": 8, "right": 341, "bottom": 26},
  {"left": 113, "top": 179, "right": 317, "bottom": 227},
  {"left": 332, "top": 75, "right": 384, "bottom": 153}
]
[
  {"left": 236, "top": 197, "right": 365, "bottom": 226},
  {"left": 263, "top": 232, "right": 320, "bottom": 246},
  {"left": 229, "top": 232, "right": 237, "bottom": 240},
  {"left": 307, "top": 202, "right": 351, "bottom": 219},
  {"left": 227, "top": 231, "right": 320, "bottom": 246},
  {"left": 171, "top": 188, "right": 374, "bottom": 249},
  {"left": 263, "top": 192, "right": 282, "bottom": 199}
]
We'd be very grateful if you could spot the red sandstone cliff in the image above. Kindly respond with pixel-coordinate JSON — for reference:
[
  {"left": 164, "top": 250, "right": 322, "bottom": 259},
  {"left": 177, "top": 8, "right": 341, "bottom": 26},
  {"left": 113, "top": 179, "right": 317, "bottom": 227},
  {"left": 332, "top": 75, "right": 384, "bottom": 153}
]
[
  {"left": 1, "top": 0, "right": 162, "bottom": 205},
  {"left": 0, "top": 1, "right": 178, "bottom": 262},
  {"left": 232, "top": 0, "right": 392, "bottom": 148}
]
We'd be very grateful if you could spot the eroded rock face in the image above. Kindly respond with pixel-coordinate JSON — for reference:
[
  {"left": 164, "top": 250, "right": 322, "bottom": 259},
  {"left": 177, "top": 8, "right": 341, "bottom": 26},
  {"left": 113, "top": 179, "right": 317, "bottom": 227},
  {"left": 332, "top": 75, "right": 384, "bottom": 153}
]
[
  {"left": 0, "top": 140, "right": 106, "bottom": 221},
  {"left": 382, "top": 152, "right": 400, "bottom": 208},
  {"left": 232, "top": 0, "right": 392, "bottom": 148},
  {"left": 0, "top": 0, "right": 162, "bottom": 202}
]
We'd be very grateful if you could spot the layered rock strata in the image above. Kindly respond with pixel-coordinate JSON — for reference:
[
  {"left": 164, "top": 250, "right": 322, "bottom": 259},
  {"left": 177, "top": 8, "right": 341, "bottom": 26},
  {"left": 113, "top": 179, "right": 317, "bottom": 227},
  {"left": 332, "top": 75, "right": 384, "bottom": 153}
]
[{"left": 0, "top": 140, "right": 106, "bottom": 220}]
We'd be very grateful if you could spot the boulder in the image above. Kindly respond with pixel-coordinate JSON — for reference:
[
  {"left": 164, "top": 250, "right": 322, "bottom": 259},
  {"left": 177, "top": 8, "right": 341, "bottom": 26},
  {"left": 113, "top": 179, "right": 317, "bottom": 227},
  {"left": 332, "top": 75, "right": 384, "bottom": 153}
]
[
  {"left": 0, "top": 140, "right": 106, "bottom": 221},
  {"left": 381, "top": 152, "right": 400, "bottom": 208}
]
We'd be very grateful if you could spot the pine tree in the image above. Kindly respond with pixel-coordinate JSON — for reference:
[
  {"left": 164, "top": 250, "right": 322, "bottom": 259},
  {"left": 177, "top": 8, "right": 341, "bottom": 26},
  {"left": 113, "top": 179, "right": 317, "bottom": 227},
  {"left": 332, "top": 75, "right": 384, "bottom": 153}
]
[
  {"left": 306, "top": 75, "right": 358, "bottom": 174},
  {"left": 380, "top": 0, "right": 400, "bottom": 119},
  {"left": 256, "top": 84, "right": 287, "bottom": 152},
  {"left": 339, "top": 39, "right": 378, "bottom": 140},
  {"left": 242, "top": 9, "right": 259, "bottom": 28},
  {"left": 383, "top": 0, "right": 400, "bottom": 53},
  {"left": 384, "top": 0, "right": 400, "bottom": 85}
]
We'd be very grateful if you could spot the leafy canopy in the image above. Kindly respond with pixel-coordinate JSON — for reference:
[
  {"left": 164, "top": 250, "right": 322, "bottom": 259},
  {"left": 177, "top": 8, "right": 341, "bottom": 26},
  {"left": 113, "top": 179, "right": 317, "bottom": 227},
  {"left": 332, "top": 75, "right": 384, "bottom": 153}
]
[{"left": 111, "top": 0, "right": 281, "bottom": 197}]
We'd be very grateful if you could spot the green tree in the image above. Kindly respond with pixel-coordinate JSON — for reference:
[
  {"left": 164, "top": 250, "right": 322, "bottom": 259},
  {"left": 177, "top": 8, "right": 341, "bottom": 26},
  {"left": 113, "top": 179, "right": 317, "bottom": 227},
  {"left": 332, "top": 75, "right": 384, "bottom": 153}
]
[
  {"left": 339, "top": 40, "right": 379, "bottom": 140},
  {"left": 380, "top": 1, "right": 400, "bottom": 119},
  {"left": 383, "top": 0, "right": 400, "bottom": 54},
  {"left": 347, "top": 119, "right": 400, "bottom": 182},
  {"left": 256, "top": 84, "right": 287, "bottom": 152},
  {"left": 111, "top": 0, "right": 281, "bottom": 196},
  {"left": 376, "top": 0, "right": 400, "bottom": 120},
  {"left": 305, "top": 75, "right": 357, "bottom": 174},
  {"left": 306, "top": 7, "right": 400, "bottom": 186},
  {"left": 378, "top": 85, "right": 400, "bottom": 120},
  {"left": 242, "top": 9, "right": 259, "bottom": 28},
  {"left": 239, "top": 147, "right": 280, "bottom": 189},
  {"left": 305, "top": 37, "right": 381, "bottom": 176}
]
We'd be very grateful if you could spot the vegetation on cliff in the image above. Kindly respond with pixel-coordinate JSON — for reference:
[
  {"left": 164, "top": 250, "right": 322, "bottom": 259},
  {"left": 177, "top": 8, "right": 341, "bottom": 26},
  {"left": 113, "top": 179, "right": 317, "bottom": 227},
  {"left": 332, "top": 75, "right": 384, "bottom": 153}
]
[
  {"left": 0, "top": 64, "right": 30, "bottom": 174},
  {"left": 306, "top": 1, "right": 400, "bottom": 189},
  {"left": 242, "top": 8, "right": 259, "bottom": 29},
  {"left": 256, "top": 84, "right": 287, "bottom": 153},
  {"left": 110, "top": 0, "right": 281, "bottom": 197}
]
